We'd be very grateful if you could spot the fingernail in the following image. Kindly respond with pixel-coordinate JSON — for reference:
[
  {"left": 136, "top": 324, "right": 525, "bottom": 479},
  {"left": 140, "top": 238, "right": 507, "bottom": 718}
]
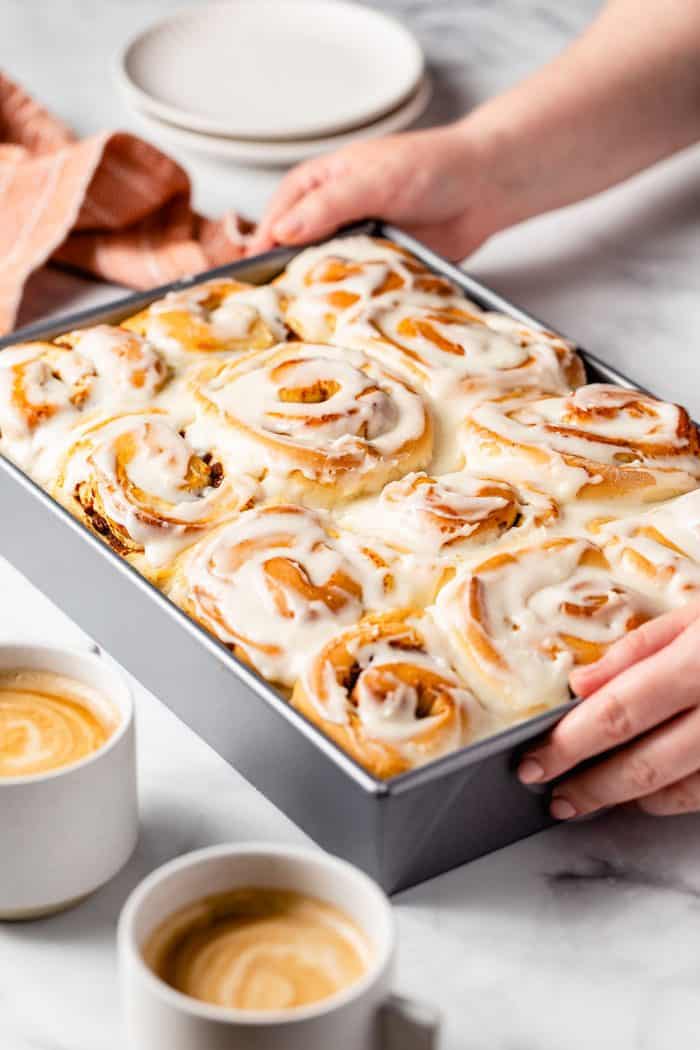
[
  {"left": 518, "top": 757, "right": 545, "bottom": 784},
  {"left": 550, "top": 796, "right": 578, "bottom": 821},
  {"left": 273, "top": 215, "right": 303, "bottom": 240}
]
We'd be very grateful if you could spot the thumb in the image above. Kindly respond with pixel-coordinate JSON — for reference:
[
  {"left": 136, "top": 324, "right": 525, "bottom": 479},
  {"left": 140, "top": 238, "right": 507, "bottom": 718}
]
[{"left": 570, "top": 599, "right": 700, "bottom": 698}]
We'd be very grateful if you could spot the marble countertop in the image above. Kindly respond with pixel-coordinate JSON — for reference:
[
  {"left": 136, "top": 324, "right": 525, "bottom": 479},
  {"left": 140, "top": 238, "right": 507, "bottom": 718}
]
[{"left": 2, "top": 2, "right": 700, "bottom": 1048}]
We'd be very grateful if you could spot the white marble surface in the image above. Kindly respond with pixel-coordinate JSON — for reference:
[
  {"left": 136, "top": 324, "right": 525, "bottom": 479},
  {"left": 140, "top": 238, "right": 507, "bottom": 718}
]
[{"left": 2, "top": 1, "right": 700, "bottom": 1048}]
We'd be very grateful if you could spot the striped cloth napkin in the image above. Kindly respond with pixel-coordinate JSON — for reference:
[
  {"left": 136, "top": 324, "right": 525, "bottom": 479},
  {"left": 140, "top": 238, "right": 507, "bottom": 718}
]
[{"left": 0, "top": 72, "right": 255, "bottom": 335}]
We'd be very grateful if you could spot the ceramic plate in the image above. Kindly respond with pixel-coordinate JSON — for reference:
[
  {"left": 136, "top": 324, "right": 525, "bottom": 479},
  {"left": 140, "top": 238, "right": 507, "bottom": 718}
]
[
  {"left": 127, "top": 75, "right": 432, "bottom": 167},
  {"left": 119, "top": 0, "right": 425, "bottom": 141}
]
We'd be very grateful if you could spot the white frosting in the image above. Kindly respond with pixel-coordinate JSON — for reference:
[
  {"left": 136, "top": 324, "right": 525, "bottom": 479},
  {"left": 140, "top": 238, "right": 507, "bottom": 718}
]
[
  {"left": 187, "top": 342, "right": 431, "bottom": 497},
  {"left": 532, "top": 384, "right": 689, "bottom": 449},
  {"left": 338, "top": 472, "right": 562, "bottom": 558},
  {"left": 433, "top": 538, "right": 663, "bottom": 713},
  {"left": 0, "top": 327, "right": 167, "bottom": 482},
  {"left": 462, "top": 384, "right": 700, "bottom": 500},
  {"left": 132, "top": 279, "right": 287, "bottom": 358},
  {"left": 59, "top": 412, "right": 256, "bottom": 566},
  {"left": 337, "top": 298, "right": 580, "bottom": 406},
  {"left": 278, "top": 235, "right": 462, "bottom": 341},
  {"left": 302, "top": 612, "right": 485, "bottom": 765},
  {"left": 174, "top": 505, "right": 432, "bottom": 685},
  {"left": 598, "top": 491, "right": 700, "bottom": 606},
  {"left": 339, "top": 472, "right": 510, "bottom": 556},
  {"left": 638, "top": 488, "right": 700, "bottom": 562},
  {"left": 6, "top": 234, "right": 700, "bottom": 774}
]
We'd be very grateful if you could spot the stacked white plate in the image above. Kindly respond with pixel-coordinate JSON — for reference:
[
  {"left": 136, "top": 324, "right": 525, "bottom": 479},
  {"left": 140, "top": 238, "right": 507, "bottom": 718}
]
[{"left": 117, "top": 0, "right": 430, "bottom": 166}]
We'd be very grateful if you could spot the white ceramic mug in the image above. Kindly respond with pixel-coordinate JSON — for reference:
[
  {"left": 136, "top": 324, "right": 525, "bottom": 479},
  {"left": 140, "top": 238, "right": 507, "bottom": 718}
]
[
  {"left": 0, "top": 643, "right": 138, "bottom": 919},
  {"left": 118, "top": 843, "right": 439, "bottom": 1050}
]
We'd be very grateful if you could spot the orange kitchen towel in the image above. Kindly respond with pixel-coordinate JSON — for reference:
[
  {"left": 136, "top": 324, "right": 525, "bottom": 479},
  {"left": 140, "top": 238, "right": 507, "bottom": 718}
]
[{"left": 0, "top": 72, "right": 255, "bottom": 335}]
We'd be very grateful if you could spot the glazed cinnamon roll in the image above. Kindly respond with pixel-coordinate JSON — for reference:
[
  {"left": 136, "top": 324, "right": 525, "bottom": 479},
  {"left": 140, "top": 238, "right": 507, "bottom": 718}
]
[
  {"left": 433, "top": 537, "right": 660, "bottom": 716},
  {"left": 0, "top": 326, "right": 168, "bottom": 482},
  {"left": 593, "top": 491, "right": 700, "bottom": 607},
  {"left": 461, "top": 384, "right": 700, "bottom": 503},
  {"left": 338, "top": 299, "right": 584, "bottom": 405},
  {"left": 53, "top": 411, "right": 256, "bottom": 582},
  {"left": 187, "top": 342, "right": 432, "bottom": 506},
  {"left": 339, "top": 471, "right": 559, "bottom": 559},
  {"left": 169, "top": 505, "right": 432, "bottom": 687},
  {"left": 276, "top": 235, "right": 462, "bottom": 342},
  {"left": 292, "top": 609, "right": 485, "bottom": 779},
  {"left": 122, "top": 278, "right": 288, "bottom": 360}
]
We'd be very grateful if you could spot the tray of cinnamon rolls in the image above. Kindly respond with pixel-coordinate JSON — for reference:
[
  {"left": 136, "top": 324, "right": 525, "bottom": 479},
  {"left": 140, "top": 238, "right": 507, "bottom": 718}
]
[{"left": 2, "top": 223, "right": 700, "bottom": 891}]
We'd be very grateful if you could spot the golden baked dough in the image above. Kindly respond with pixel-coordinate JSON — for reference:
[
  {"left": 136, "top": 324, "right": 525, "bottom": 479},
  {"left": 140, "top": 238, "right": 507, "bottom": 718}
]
[
  {"left": 52, "top": 411, "right": 257, "bottom": 585},
  {"left": 186, "top": 341, "right": 433, "bottom": 506},
  {"left": 591, "top": 489, "right": 700, "bottom": 607},
  {"left": 338, "top": 298, "right": 585, "bottom": 405},
  {"left": 461, "top": 384, "right": 700, "bottom": 503},
  {"left": 339, "top": 471, "right": 559, "bottom": 558},
  {"left": 292, "top": 609, "right": 485, "bottom": 779},
  {"left": 168, "top": 505, "right": 437, "bottom": 687},
  {"left": 5, "top": 234, "right": 699, "bottom": 778},
  {"left": 433, "top": 537, "right": 661, "bottom": 717},
  {"left": 123, "top": 278, "right": 288, "bottom": 359},
  {"left": 276, "top": 234, "right": 461, "bottom": 342},
  {"left": 0, "top": 326, "right": 168, "bottom": 482}
]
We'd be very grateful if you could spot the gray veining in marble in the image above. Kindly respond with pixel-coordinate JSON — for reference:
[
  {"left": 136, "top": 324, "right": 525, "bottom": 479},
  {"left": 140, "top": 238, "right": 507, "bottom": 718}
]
[{"left": 2, "top": 2, "right": 700, "bottom": 1049}]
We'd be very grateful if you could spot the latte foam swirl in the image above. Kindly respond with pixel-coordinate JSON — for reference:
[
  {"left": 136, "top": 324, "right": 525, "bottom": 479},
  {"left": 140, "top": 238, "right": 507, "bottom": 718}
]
[
  {"left": 143, "top": 889, "right": 372, "bottom": 1012},
  {"left": 0, "top": 670, "right": 116, "bottom": 777}
]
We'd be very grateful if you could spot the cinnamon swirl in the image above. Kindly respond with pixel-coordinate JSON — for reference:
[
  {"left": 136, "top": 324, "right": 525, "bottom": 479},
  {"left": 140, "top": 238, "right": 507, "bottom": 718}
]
[
  {"left": 187, "top": 342, "right": 432, "bottom": 506},
  {"left": 169, "top": 505, "right": 432, "bottom": 687},
  {"left": 277, "top": 235, "right": 462, "bottom": 342},
  {"left": 593, "top": 490, "right": 700, "bottom": 607},
  {"left": 292, "top": 609, "right": 484, "bottom": 779},
  {"left": 122, "top": 278, "right": 288, "bottom": 360},
  {"left": 338, "top": 299, "right": 584, "bottom": 405},
  {"left": 339, "top": 471, "right": 559, "bottom": 559},
  {"left": 433, "top": 537, "right": 661, "bottom": 716},
  {"left": 53, "top": 411, "right": 256, "bottom": 582},
  {"left": 461, "top": 383, "right": 700, "bottom": 503},
  {"left": 0, "top": 326, "right": 168, "bottom": 482}
]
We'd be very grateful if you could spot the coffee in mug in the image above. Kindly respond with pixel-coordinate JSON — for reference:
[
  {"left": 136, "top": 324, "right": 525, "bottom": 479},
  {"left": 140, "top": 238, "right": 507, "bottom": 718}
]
[
  {"left": 0, "top": 668, "right": 118, "bottom": 777},
  {"left": 142, "top": 887, "right": 372, "bottom": 1012}
]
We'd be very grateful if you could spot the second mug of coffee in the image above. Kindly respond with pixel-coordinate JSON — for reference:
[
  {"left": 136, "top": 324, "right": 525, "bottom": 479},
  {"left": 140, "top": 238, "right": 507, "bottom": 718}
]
[
  {"left": 0, "top": 643, "right": 138, "bottom": 919},
  {"left": 119, "top": 843, "right": 438, "bottom": 1050}
]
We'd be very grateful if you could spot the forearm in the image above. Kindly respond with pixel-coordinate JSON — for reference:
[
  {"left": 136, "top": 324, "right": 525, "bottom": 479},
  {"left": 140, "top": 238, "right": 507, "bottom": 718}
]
[{"left": 462, "top": 0, "right": 700, "bottom": 232}]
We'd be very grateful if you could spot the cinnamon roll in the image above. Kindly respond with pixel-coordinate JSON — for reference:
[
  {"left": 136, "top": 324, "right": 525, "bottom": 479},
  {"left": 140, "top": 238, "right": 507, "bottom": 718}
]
[
  {"left": 338, "top": 299, "right": 584, "bottom": 405},
  {"left": 593, "top": 490, "right": 700, "bottom": 607},
  {"left": 0, "top": 326, "right": 168, "bottom": 482},
  {"left": 461, "top": 383, "right": 700, "bottom": 503},
  {"left": 339, "top": 471, "right": 559, "bottom": 559},
  {"left": 291, "top": 609, "right": 484, "bottom": 779},
  {"left": 52, "top": 411, "right": 256, "bottom": 582},
  {"left": 169, "top": 505, "right": 432, "bottom": 687},
  {"left": 122, "top": 278, "right": 288, "bottom": 360},
  {"left": 277, "top": 235, "right": 462, "bottom": 342},
  {"left": 187, "top": 342, "right": 433, "bottom": 506},
  {"left": 433, "top": 537, "right": 661, "bottom": 716}
]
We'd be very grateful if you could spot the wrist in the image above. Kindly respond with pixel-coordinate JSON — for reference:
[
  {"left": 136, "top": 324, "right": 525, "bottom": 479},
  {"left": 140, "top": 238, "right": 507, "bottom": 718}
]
[{"left": 449, "top": 106, "right": 537, "bottom": 242}]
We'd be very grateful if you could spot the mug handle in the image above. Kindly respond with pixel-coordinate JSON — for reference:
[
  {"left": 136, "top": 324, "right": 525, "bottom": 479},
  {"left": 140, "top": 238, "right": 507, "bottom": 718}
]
[{"left": 381, "top": 994, "right": 441, "bottom": 1049}]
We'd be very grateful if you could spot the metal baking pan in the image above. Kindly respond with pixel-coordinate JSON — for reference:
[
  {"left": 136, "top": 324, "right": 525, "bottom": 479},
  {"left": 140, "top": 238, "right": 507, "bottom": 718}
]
[{"left": 0, "top": 222, "right": 644, "bottom": 893}]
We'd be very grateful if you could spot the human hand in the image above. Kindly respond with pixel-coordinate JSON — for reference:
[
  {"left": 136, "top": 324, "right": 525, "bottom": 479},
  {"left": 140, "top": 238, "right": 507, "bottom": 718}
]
[
  {"left": 517, "top": 601, "right": 700, "bottom": 818},
  {"left": 248, "top": 123, "right": 502, "bottom": 260}
]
